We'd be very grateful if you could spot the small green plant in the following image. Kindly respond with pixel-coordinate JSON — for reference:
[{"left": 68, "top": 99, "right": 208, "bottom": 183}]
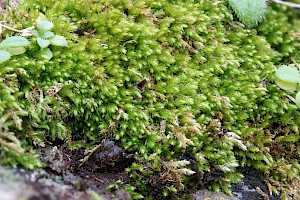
[
  {"left": 32, "top": 16, "right": 68, "bottom": 60},
  {"left": 228, "top": 0, "right": 267, "bottom": 27},
  {"left": 0, "top": 15, "right": 68, "bottom": 63},
  {"left": 275, "top": 65, "right": 300, "bottom": 107},
  {"left": 0, "top": 36, "right": 30, "bottom": 63},
  {"left": 107, "top": 180, "right": 143, "bottom": 199}
]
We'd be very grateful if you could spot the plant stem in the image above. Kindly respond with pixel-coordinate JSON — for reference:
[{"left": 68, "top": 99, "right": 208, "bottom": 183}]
[
  {"left": 0, "top": 23, "right": 34, "bottom": 36},
  {"left": 270, "top": 0, "right": 300, "bottom": 8},
  {"left": 0, "top": 23, "right": 23, "bottom": 32}
]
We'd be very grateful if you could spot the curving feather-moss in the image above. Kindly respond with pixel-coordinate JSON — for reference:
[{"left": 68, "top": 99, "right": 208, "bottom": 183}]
[{"left": 0, "top": 0, "right": 300, "bottom": 198}]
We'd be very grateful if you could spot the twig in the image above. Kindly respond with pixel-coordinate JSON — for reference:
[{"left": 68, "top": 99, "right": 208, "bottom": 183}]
[
  {"left": 286, "top": 95, "right": 297, "bottom": 104},
  {"left": 91, "top": 176, "right": 104, "bottom": 184},
  {"left": 1, "top": 23, "right": 24, "bottom": 33},
  {"left": 270, "top": 0, "right": 300, "bottom": 8},
  {"left": 0, "top": 23, "right": 34, "bottom": 36},
  {"left": 79, "top": 143, "right": 102, "bottom": 167}
]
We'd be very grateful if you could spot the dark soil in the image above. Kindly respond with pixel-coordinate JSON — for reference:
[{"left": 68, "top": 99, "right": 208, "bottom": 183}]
[{"left": 35, "top": 140, "right": 134, "bottom": 200}]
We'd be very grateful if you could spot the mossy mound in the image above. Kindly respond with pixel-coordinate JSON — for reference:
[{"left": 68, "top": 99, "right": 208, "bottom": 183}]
[{"left": 0, "top": 0, "right": 300, "bottom": 198}]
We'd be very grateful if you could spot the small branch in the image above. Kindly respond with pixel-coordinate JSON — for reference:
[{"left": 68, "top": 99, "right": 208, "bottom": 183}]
[
  {"left": 0, "top": 23, "right": 23, "bottom": 33},
  {"left": 0, "top": 23, "right": 34, "bottom": 36},
  {"left": 270, "top": 0, "right": 300, "bottom": 8},
  {"left": 286, "top": 95, "right": 297, "bottom": 104},
  {"left": 79, "top": 143, "right": 102, "bottom": 167}
]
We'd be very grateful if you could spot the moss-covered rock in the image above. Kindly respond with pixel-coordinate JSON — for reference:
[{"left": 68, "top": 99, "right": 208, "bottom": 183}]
[{"left": 0, "top": 0, "right": 300, "bottom": 198}]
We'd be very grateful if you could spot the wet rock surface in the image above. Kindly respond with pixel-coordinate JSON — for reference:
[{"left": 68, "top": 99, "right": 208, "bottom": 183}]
[
  {"left": 89, "top": 140, "right": 134, "bottom": 172},
  {"left": 231, "top": 168, "right": 277, "bottom": 200},
  {"left": 0, "top": 166, "right": 95, "bottom": 200},
  {"left": 193, "top": 168, "right": 281, "bottom": 200}
]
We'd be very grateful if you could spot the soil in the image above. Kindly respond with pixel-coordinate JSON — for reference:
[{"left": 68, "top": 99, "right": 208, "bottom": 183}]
[
  {"left": 35, "top": 140, "right": 134, "bottom": 200},
  {"left": 0, "top": 141, "right": 282, "bottom": 200}
]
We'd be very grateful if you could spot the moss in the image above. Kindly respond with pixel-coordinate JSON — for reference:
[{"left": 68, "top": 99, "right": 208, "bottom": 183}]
[
  {"left": 0, "top": 0, "right": 300, "bottom": 198},
  {"left": 0, "top": 66, "right": 41, "bottom": 169},
  {"left": 257, "top": 2, "right": 300, "bottom": 59}
]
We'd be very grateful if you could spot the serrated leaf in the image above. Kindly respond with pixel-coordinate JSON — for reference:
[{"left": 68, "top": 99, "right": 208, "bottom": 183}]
[
  {"left": 37, "top": 37, "right": 50, "bottom": 49},
  {"left": 42, "top": 31, "right": 55, "bottom": 39},
  {"left": 38, "top": 13, "right": 48, "bottom": 20},
  {"left": 31, "top": 29, "right": 41, "bottom": 37},
  {"left": 36, "top": 19, "right": 54, "bottom": 32},
  {"left": 0, "top": 50, "right": 11, "bottom": 63},
  {"left": 296, "top": 91, "right": 300, "bottom": 108},
  {"left": 7, "top": 47, "right": 26, "bottom": 55},
  {"left": 228, "top": 0, "right": 267, "bottom": 27},
  {"left": 275, "top": 65, "right": 300, "bottom": 83},
  {"left": 50, "top": 35, "right": 68, "bottom": 47},
  {"left": 275, "top": 78, "right": 297, "bottom": 91},
  {"left": 41, "top": 47, "right": 53, "bottom": 60},
  {"left": 0, "top": 36, "right": 30, "bottom": 49}
]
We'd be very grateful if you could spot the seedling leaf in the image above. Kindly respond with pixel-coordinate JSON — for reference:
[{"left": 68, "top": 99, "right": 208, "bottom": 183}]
[
  {"left": 41, "top": 47, "right": 53, "bottom": 60},
  {"left": 36, "top": 19, "right": 54, "bottom": 32},
  {"left": 275, "top": 79, "right": 297, "bottom": 91},
  {"left": 0, "top": 50, "right": 11, "bottom": 63},
  {"left": 228, "top": 0, "right": 267, "bottom": 27},
  {"left": 296, "top": 91, "right": 300, "bottom": 108},
  {"left": 0, "top": 36, "right": 30, "bottom": 49},
  {"left": 275, "top": 65, "right": 300, "bottom": 83},
  {"left": 50, "top": 35, "right": 68, "bottom": 47},
  {"left": 37, "top": 37, "right": 50, "bottom": 49},
  {"left": 7, "top": 47, "right": 26, "bottom": 55},
  {"left": 31, "top": 30, "right": 40, "bottom": 37},
  {"left": 42, "top": 31, "right": 55, "bottom": 39}
]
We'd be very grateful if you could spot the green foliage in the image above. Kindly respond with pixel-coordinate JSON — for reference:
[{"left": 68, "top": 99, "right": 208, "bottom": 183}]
[
  {"left": 0, "top": 66, "right": 41, "bottom": 168},
  {"left": 0, "top": 50, "right": 11, "bottom": 63},
  {"left": 228, "top": 0, "right": 267, "bottom": 27},
  {"left": 257, "top": 3, "right": 300, "bottom": 59},
  {"left": 276, "top": 65, "right": 300, "bottom": 82},
  {"left": 107, "top": 180, "right": 144, "bottom": 200},
  {"left": 275, "top": 65, "right": 300, "bottom": 91},
  {"left": 0, "top": 14, "right": 69, "bottom": 167},
  {"left": 0, "top": 36, "right": 29, "bottom": 63},
  {"left": 296, "top": 91, "right": 300, "bottom": 108},
  {"left": 32, "top": 16, "right": 68, "bottom": 60},
  {"left": 0, "top": 0, "right": 300, "bottom": 198},
  {"left": 275, "top": 65, "right": 300, "bottom": 107},
  {"left": 0, "top": 36, "right": 30, "bottom": 49},
  {"left": 88, "top": 190, "right": 106, "bottom": 200}
]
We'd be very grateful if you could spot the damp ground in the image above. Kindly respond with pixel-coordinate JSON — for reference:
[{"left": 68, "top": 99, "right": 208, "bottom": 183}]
[{"left": 0, "top": 141, "right": 282, "bottom": 200}]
